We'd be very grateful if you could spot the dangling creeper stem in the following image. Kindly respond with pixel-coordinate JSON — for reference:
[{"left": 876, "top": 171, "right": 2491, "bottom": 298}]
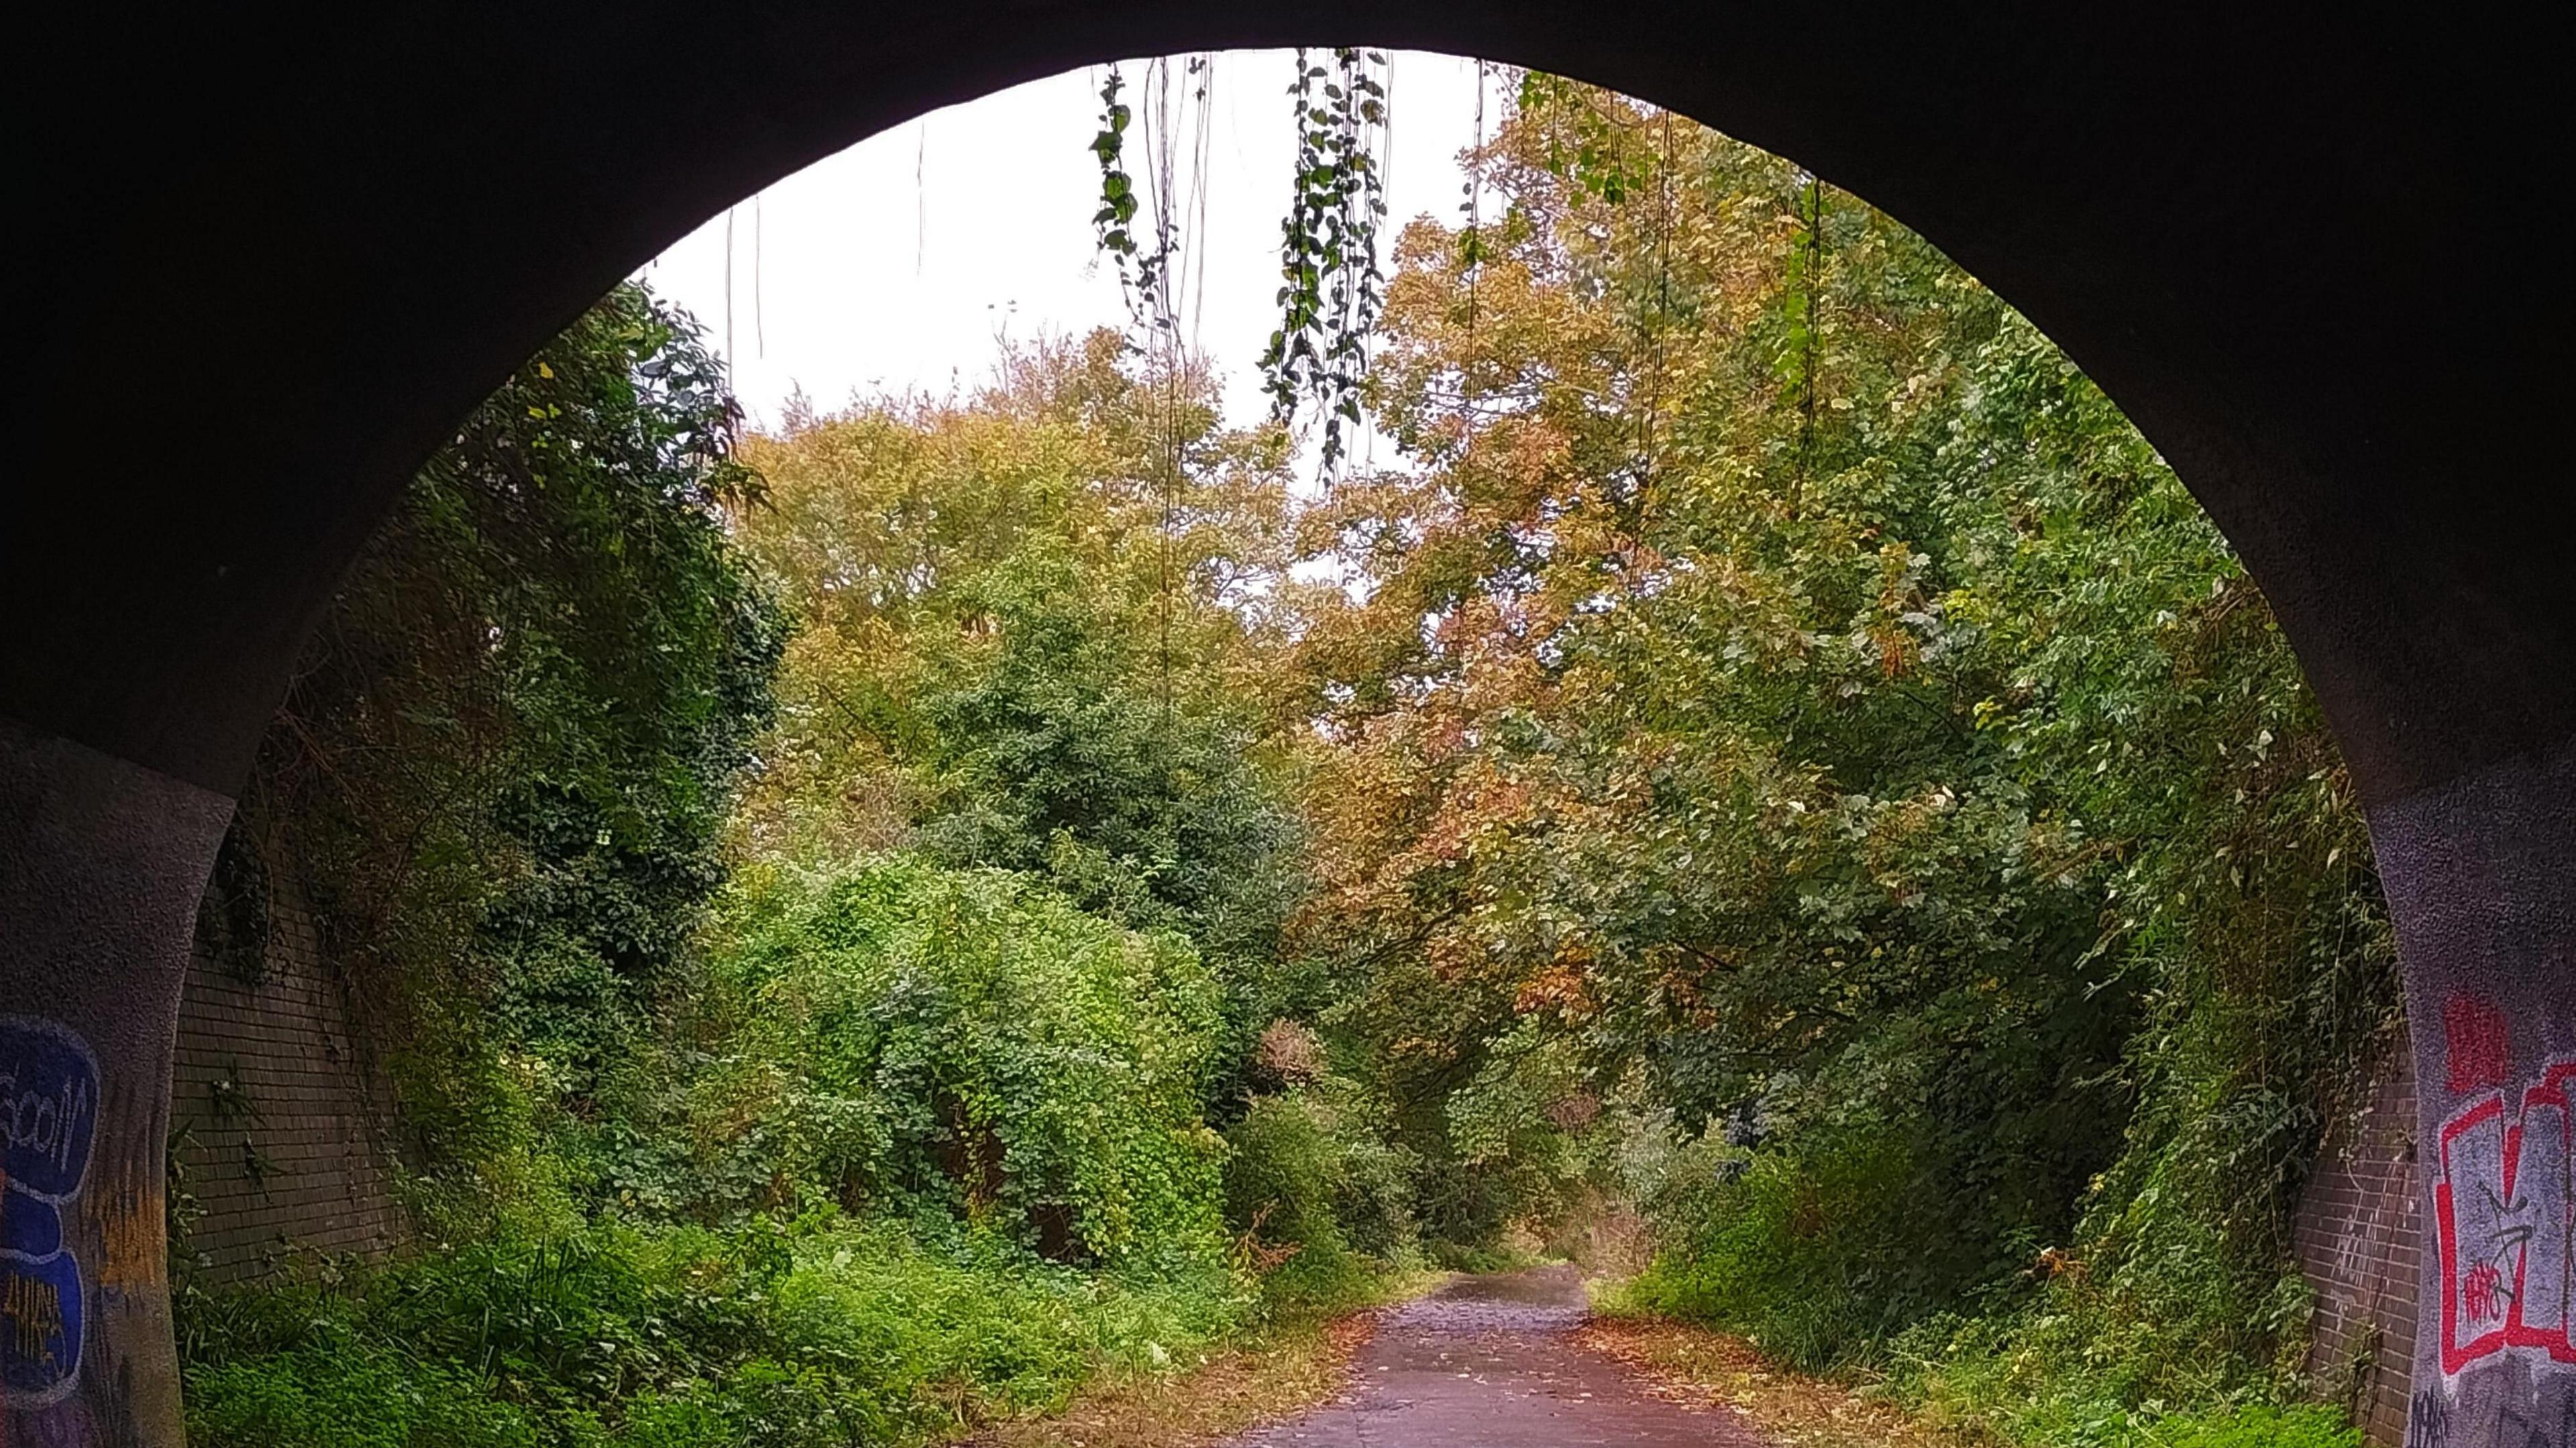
[
  {"left": 1799, "top": 174, "right": 1825, "bottom": 492},
  {"left": 1642, "top": 109, "right": 1674, "bottom": 499},
  {"left": 1466, "top": 59, "right": 1487, "bottom": 370},
  {"left": 1258, "top": 48, "right": 1389, "bottom": 475}
]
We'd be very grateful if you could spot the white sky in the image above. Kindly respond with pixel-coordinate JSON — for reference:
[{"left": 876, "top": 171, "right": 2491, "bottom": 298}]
[{"left": 639, "top": 50, "right": 1506, "bottom": 466}]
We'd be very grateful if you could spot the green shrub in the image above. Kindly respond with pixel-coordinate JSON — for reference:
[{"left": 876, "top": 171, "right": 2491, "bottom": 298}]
[
  {"left": 182, "top": 1213, "right": 1247, "bottom": 1448},
  {"left": 1628, "top": 1122, "right": 2039, "bottom": 1372},
  {"left": 686, "top": 856, "right": 1230, "bottom": 1267},
  {"left": 1224, "top": 1085, "right": 1416, "bottom": 1314},
  {"left": 186, "top": 1338, "right": 545, "bottom": 1448},
  {"left": 1882, "top": 1292, "right": 2355, "bottom": 1448}
]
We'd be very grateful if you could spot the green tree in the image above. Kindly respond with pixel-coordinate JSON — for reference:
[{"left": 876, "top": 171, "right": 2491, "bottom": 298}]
[
  {"left": 1292, "top": 76, "right": 2394, "bottom": 1398},
  {"left": 244, "top": 281, "right": 784, "bottom": 1172},
  {"left": 731, "top": 333, "right": 1323, "bottom": 1076},
  {"left": 688, "top": 857, "right": 1229, "bottom": 1268}
]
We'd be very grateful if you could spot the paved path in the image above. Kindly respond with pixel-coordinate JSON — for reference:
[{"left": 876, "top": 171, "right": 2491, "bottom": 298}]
[{"left": 1224, "top": 1266, "right": 1765, "bottom": 1447}]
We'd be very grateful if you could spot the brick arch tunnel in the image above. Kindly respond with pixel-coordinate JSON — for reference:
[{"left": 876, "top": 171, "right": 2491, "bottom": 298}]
[{"left": 3, "top": 7, "right": 2569, "bottom": 1443}]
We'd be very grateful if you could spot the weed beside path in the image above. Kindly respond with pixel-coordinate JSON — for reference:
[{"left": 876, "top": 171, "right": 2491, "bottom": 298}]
[{"left": 961, "top": 1274, "right": 1444, "bottom": 1448}]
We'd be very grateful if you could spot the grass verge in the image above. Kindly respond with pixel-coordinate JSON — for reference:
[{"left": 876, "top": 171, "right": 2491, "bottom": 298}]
[
  {"left": 1580, "top": 1308, "right": 2364, "bottom": 1448},
  {"left": 960, "top": 1272, "right": 1445, "bottom": 1448},
  {"left": 1575, "top": 1314, "right": 1956, "bottom": 1448}
]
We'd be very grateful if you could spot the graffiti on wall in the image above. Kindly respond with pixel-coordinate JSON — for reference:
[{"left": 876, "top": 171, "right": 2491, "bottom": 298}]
[
  {"left": 2435, "top": 992, "right": 2576, "bottom": 1380},
  {"left": 2408, "top": 1384, "right": 2576, "bottom": 1448},
  {"left": 0, "top": 1016, "right": 96, "bottom": 1406}
]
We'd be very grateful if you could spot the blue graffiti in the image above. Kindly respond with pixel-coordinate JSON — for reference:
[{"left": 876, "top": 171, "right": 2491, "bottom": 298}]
[{"left": 1, "top": 1016, "right": 99, "bottom": 1405}]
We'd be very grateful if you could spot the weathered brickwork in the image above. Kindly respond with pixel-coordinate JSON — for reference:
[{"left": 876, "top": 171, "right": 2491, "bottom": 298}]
[
  {"left": 2296, "top": 1034, "right": 2421, "bottom": 1447},
  {"left": 170, "top": 871, "right": 404, "bottom": 1283}
]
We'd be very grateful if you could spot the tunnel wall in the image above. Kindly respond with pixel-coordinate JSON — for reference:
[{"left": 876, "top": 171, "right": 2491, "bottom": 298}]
[{"left": 2377, "top": 740, "right": 2576, "bottom": 1444}]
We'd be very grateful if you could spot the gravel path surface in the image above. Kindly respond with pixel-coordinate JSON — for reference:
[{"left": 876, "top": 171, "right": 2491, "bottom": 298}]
[{"left": 1222, "top": 1266, "right": 1767, "bottom": 1447}]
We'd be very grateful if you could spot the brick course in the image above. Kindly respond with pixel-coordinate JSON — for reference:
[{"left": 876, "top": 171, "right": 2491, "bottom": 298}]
[
  {"left": 2294, "top": 1033, "right": 2420, "bottom": 1446},
  {"left": 170, "top": 869, "right": 405, "bottom": 1283}
]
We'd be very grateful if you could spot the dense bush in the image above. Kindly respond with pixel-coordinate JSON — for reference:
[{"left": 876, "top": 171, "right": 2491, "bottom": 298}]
[
  {"left": 231, "top": 280, "right": 783, "bottom": 1181},
  {"left": 1888, "top": 1307, "right": 2359, "bottom": 1448},
  {"left": 1223, "top": 1081, "right": 1417, "bottom": 1311},
  {"left": 184, "top": 304, "right": 1323, "bottom": 1447},
  {"left": 676, "top": 856, "right": 1231, "bottom": 1270},
  {"left": 183, "top": 854, "right": 1258, "bottom": 1448},
  {"left": 1625, "top": 1125, "right": 2027, "bottom": 1370}
]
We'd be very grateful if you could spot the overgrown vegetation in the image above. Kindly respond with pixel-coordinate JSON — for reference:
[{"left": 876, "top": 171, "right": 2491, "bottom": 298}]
[
  {"left": 180, "top": 305, "right": 1393, "bottom": 1447},
  {"left": 183, "top": 66, "right": 2396, "bottom": 1448},
  {"left": 1284, "top": 77, "right": 2387, "bottom": 1445}
]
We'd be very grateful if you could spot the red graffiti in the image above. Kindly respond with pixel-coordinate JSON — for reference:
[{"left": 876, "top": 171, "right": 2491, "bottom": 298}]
[
  {"left": 2464, "top": 1259, "right": 2508, "bottom": 1323},
  {"left": 2447, "top": 993, "right": 2512, "bottom": 1092},
  {"left": 2436, "top": 1057, "right": 2576, "bottom": 1376}
]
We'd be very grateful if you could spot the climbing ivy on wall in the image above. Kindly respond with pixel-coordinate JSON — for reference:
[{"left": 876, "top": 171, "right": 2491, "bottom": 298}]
[
  {"left": 237, "top": 282, "right": 783, "bottom": 1168},
  {"left": 194, "top": 820, "right": 273, "bottom": 985}
]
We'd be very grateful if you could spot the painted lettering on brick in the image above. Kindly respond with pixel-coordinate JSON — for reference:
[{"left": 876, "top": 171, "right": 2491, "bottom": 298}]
[
  {"left": 0, "top": 1016, "right": 97, "bottom": 1406},
  {"left": 2407, "top": 1386, "right": 2455, "bottom": 1448}
]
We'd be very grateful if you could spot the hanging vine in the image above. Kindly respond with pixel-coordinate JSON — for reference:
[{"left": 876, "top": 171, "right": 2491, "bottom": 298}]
[
  {"left": 1258, "top": 47, "right": 1390, "bottom": 472},
  {"left": 1791, "top": 170, "right": 1827, "bottom": 504},
  {"left": 1461, "top": 58, "right": 1489, "bottom": 368},
  {"left": 1091, "top": 58, "right": 1216, "bottom": 718},
  {"left": 1091, "top": 64, "right": 1178, "bottom": 336},
  {"left": 1632, "top": 107, "right": 1676, "bottom": 521},
  {"left": 1093, "top": 51, "right": 1390, "bottom": 471}
]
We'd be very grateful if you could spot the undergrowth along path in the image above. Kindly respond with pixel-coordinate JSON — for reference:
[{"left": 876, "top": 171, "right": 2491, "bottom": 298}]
[
  {"left": 965, "top": 1309, "right": 1383, "bottom": 1448},
  {"left": 1576, "top": 1316, "right": 1949, "bottom": 1448},
  {"left": 1222, "top": 1266, "right": 1768, "bottom": 1447}
]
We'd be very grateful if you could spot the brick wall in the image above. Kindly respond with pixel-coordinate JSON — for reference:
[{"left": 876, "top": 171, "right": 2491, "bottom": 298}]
[
  {"left": 2294, "top": 1032, "right": 2420, "bottom": 1447},
  {"left": 170, "top": 865, "right": 405, "bottom": 1283}
]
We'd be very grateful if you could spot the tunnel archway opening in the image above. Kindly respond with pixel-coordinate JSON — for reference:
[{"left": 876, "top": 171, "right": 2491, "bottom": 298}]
[{"left": 5, "top": 13, "right": 2573, "bottom": 1447}]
